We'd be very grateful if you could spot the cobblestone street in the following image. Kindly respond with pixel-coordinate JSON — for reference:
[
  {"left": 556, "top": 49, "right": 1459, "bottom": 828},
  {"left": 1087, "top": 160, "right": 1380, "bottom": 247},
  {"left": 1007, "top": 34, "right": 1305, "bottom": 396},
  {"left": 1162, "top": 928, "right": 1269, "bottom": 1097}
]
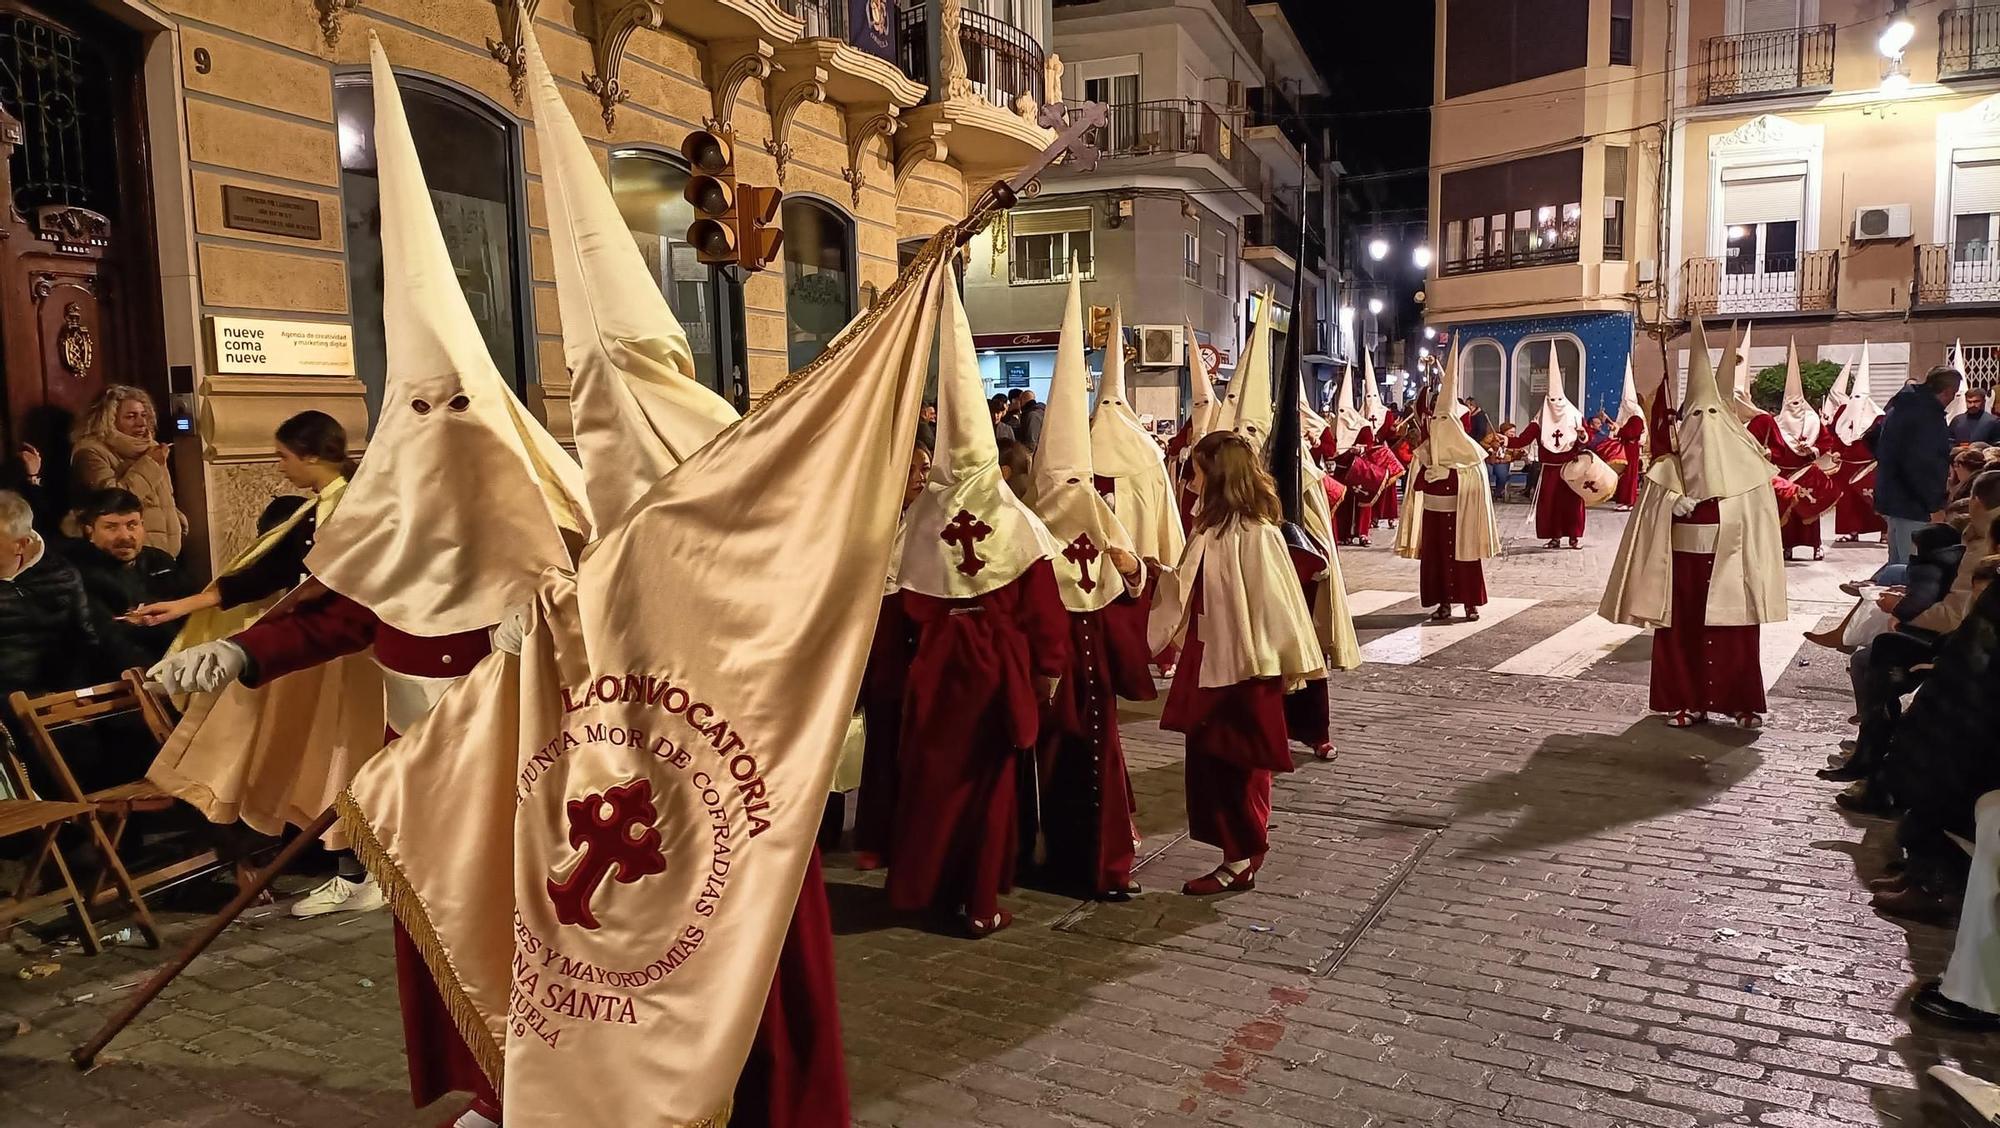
[{"left": 2, "top": 509, "right": 1988, "bottom": 1128}]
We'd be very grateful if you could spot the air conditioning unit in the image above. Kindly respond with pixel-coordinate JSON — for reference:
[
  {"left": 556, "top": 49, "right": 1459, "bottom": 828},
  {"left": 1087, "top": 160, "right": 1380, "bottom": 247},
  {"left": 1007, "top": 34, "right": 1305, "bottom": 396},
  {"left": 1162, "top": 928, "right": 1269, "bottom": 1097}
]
[
  {"left": 1137, "top": 325, "right": 1183, "bottom": 367},
  {"left": 1853, "top": 204, "right": 1912, "bottom": 242}
]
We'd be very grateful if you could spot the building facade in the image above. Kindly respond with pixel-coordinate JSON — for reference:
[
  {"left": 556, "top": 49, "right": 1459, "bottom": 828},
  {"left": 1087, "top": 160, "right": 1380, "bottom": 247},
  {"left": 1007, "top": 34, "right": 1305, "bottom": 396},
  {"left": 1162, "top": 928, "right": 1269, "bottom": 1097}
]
[
  {"left": 959, "top": 0, "right": 1337, "bottom": 428},
  {"left": 1425, "top": 0, "right": 1664, "bottom": 425},
  {"left": 3, "top": 0, "right": 1057, "bottom": 575},
  {"left": 1662, "top": 0, "right": 2000, "bottom": 400}
]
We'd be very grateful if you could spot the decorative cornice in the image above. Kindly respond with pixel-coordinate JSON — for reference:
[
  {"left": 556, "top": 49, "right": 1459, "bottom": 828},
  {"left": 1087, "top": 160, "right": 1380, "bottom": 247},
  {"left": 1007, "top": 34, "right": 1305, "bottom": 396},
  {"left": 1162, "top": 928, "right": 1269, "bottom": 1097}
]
[
  {"left": 1711, "top": 112, "right": 1820, "bottom": 154},
  {"left": 704, "top": 39, "right": 776, "bottom": 135},
  {"left": 487, "top": 0, "right": 543, "bottom": 104},
  {"left": 580, "top": 0, "right": 666, "bottom": 130},
  {"left": 841, "top": 105, "right": 899, "bottom": 206},
  {"left": 763, "top": 62, "right": 828, "bottom": 184}
]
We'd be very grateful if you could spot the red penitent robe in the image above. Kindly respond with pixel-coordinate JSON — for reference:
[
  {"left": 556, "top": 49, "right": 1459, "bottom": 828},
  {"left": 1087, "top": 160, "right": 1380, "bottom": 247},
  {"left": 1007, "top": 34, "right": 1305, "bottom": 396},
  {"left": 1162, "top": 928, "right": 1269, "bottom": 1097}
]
[
  {"left": 1649, "top": 499, "right": 1766, "bottom": 717},
  {"left": 1610, "top": 416, "right": 1645, "bottom": 507},
  {"left": 1037, "top": 580, "right": 1157, "bottom": 898},
  {"left": 1415, "top": 472, "right": 1489, "bottom": 609},
  {"left": 1160, "top": 579, "right": 1292, "bottom": 863},
  {"left": 1509, "top": 420, "right": 1588, "bottom": 541},
  {"left": 854, "top": 594, "right": 917, "bottom": 862},
  {"left": 1757, "top": 416, "right": 1835, "bottom": 553},
  {"left": 236, "top": 590, "right": 849, "bottom": 1123},
  {"left": 1832, "top": 416, "right": 1884, "bottom": 537},
  {"left": 1333, "top": 429, "right": 1387, "bottom": 544},
  {"left": 887, "top": 561, "right": 1068, "bottom": 920}
]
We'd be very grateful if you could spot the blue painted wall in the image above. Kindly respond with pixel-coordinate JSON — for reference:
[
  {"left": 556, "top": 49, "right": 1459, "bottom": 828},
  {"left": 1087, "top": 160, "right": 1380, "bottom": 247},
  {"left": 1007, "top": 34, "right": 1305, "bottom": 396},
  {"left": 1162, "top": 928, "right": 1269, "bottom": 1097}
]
[{"left": 1441, "top": 311, "right": 1635, "bottom": 422}]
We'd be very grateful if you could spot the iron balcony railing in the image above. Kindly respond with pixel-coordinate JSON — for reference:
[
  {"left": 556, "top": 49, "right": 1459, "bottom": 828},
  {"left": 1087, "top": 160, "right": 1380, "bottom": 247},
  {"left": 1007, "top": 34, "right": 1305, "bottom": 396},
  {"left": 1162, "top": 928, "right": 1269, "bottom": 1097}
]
[
  {"left": 1683, "top": 249, "right": 1838, "bottom": 316},
  {"left": 1439, "top": 242, "right": 1581, "bottom": 277},
  {"left": 1914, "top": 243, "right": 2000, "bottom": 306},
  {"left": 896, "top": 5, "right": 1044, "bottom": 112},
  {"left": 1087, "top": 99, "right": 1260, "bottom": 190},
  {"left": 1700, "top": 24, "right": 1835, "bottom": 102},
  {"left": 1940, "top": 5, "right": 2000, "bottom": 80},
  {"left": 778, "top": 0, "right": 899, "bottom": 62}
]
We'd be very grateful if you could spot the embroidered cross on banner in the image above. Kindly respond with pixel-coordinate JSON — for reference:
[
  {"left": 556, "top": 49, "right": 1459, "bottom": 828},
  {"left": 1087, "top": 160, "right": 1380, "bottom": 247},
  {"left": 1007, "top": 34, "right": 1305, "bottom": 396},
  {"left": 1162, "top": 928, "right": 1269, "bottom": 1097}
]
[
  {"left": 940, "top": 508, "right": 993, "bottom": 576},
  {"left": 1064, "top": 533, "right": 1100, "bottom": 592},
  {"left": 547, "top": 778, "right": 667, "bottom": 931}
]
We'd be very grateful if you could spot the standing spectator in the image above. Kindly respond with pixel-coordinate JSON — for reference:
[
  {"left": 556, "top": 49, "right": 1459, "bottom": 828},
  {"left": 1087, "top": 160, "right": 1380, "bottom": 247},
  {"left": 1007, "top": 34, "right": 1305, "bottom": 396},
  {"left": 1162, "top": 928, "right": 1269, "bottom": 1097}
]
[
  {"left": 1015, "top": 389, "right": 1046, "bottom": 450},
  {"left": 69, "top": 384, "right": 184, "bottom": 557},
  {"left": 1950, "top": 387, "right": 2000, "bottom": 445},
  {"left": 1463, "top": 398, "right": 1493, "bottom": 443},
  {"left": 1876, "top": 366, "right": 1962, "bottom": 565},
  {"left": 990, "top": 394, "right": 1016, "bottom": 445},
  {"left": 914, "top": 401, "right": 938, "bottom": 454},
  {"left": 64, "top": 488, "right": 193, "bottom": 667}
]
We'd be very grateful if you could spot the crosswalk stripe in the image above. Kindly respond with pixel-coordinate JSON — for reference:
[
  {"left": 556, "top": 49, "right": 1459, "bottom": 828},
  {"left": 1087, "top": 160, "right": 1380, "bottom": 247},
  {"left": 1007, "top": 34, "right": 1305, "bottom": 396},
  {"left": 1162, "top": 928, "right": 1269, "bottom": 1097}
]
[
  {"left": 1491, "top": 614, "right": 1644, "bottom": 679},
  {"left": 1345, "top": 589, "right": 1419, "bottom": 618},
  {"left": 1359, "top": 597, "right": 1540, "bottom": 666},
  {"left": 1760, "top": 610, "right": 1828, "bottom": 691}
]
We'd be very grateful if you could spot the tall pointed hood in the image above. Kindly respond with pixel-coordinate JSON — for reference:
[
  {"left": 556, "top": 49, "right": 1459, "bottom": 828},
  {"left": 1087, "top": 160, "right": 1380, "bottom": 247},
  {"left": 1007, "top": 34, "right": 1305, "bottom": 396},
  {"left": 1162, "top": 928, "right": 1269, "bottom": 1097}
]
[
  {"left": 1213, "top": 292, "right": 1273, "bottom": 445},
  {"left": 1774, "top": 338, "right": 1820, "bottom": 449},
  {"left": 308, "top": 35, "right": 592, "bottom": 637},
  {"left": 1089, "top": 302, "right": 1185, "bottom": 564},
  {"left": 1329, "top": 361, "right": 1365, "bottom": 452},
  {"left": 1360, "top": 351, "right": 1387, "bottom": 433},
  {"left": 1677, "top": 319, "right": 1773, "bottom": 500},
  {"left": 1729, "top": 323, "right": 1762, "bottom": 424},
  {"left": 1298, "top": 375, "right": 1330, "bottom": 449},
  {"left": 899, "top": 274, "right": 1058, "bottom": 597},
  {"left": 1835, "top": 341, "right": 1884, "bottom": 445},
  {"left": 1425, "top": 341, "right": 1488, "bottom": 470},
  {"left": 1949, "top": 339, "right": 1970, "bottom": 419},
  {"left": 1029, "top": 268, "right": 1135, "bottom": 612},
  {"left": 1182, "top": 321, "right": 1214, "bottom": 448},
  {"left": 1615, "top": 357, "right": 1644, "bottom": 430},
  {"left": 1820, "top": 356, "right": 1852, "bottom": 426},
  {"left": 526, "top": 27, "right": 737, "bottom": 528},
  {"left": 1535, "top": 348, "right": 1583, "bottom": 453}
]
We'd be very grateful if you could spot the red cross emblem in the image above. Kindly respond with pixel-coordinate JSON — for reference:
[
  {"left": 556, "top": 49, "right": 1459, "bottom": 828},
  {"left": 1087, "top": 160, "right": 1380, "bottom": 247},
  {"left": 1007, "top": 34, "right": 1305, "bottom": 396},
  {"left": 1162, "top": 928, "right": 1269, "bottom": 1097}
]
[
  {"left": 1064, "top": 533, "right": 1100, "bottom": 592},
  {"left": 547, "top": 778, "right": 667, "bottom": 931},
  {"left": 940, "top": 508, "right": 993, "bottom": 576}
]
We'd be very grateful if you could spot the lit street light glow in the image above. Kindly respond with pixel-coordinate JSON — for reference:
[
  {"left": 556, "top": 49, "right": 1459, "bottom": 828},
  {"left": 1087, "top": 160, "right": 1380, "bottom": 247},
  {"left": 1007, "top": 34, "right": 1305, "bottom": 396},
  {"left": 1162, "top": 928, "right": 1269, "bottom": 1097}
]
[
  {"left": 1412, "top": 245, "right": 1433, "bottom": 270},
  {"left": 1368, "top": 238, "right": 1390, "bottom": 261},
  {"left": 1368, "top": 298, "right": 1385, "bottom": 315},
  {"left": 1424, "top": 326, "right": 1437, "bottom": 339}
]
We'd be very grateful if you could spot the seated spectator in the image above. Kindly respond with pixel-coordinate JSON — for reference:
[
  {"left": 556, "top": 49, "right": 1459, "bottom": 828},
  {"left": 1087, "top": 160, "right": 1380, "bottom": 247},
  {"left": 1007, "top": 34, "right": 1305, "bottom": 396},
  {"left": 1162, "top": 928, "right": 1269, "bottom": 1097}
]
[
  {"left": 64, "top": 487, "right": 195, "bottom": 667},
  {"left": 68, "top": 384, "right": 184, "bottom": 557},
  {"left": 1484, "top": 423, "right": 1518, "bottom": 499}
]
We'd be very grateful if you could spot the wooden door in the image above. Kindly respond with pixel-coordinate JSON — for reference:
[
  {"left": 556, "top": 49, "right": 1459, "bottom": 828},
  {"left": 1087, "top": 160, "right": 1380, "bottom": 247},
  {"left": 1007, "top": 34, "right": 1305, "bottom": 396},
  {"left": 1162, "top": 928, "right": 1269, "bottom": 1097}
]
[{"left": 0, "top": 2, "right": 164, "bottom": 500}]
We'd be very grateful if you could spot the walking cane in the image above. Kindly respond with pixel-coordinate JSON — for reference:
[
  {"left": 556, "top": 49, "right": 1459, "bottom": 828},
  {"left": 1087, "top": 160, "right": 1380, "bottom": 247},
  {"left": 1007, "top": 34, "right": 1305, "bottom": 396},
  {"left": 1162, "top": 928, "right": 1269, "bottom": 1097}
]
[{"left": 72, "top": 805, "right": 339, "bottom": 1069}]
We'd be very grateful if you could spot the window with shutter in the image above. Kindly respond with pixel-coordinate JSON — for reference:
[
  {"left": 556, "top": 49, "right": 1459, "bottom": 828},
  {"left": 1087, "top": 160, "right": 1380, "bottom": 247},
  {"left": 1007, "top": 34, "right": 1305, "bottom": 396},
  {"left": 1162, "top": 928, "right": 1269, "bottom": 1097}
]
[{"left": 1009, "top": 208, "right": 1093, "bottom": 285}]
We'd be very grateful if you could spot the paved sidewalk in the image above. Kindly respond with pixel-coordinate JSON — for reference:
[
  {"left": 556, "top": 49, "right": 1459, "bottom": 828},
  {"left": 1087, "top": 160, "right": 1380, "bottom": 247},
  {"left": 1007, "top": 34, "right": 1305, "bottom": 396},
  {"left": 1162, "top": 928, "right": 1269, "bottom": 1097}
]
[{"left": 3, "top": 510, "right": 1982, "bottom": 1128}]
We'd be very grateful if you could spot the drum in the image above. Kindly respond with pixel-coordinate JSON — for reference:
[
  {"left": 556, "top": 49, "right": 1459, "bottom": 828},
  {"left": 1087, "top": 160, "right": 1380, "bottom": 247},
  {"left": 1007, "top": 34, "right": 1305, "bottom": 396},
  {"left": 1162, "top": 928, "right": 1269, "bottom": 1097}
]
[
  {"left": 1785, "top": 464, "right": 1840, "bottom": 523},
  {"left": 1560, "top": 450, "right": 1618, "bottom": 505}
]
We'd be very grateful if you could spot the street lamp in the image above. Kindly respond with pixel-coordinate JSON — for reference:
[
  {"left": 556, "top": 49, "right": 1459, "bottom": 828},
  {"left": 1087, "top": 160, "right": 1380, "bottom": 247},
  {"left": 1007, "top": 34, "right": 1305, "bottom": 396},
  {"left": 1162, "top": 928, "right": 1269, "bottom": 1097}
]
[
  {"left": 1423, "top": 326, "right": 1437, "bottom": 340},
  {"left": 1368, "top": 297, "right": 1385, "bottom": 315},
  {"left": 1368, "top": 237, "right": 1390, "bottom": 261},
  {"left": 1412, "top": 245, "right": 1433, "bottom": 270},
  {"left": 1879, "top": 1, "right": 1914, "bottom": 56}
]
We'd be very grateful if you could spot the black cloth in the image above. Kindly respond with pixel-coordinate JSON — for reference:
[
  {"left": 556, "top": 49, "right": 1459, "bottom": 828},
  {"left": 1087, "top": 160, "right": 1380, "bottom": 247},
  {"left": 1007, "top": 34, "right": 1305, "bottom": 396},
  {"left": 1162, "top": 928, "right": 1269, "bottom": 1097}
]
[
  {"left": 1949, "top": 409, "right": 2000, "bottom": 445},
  {"left": 993, "top": 420, "right": 1016, "bottom": 446},
  {"left": 64, "top": 540, "right": 195, "bottom": 668},
  {"left": 214, "top": 495, "right": 315, "bottom": 610},
  {"left": 914, "top": 419, "right": 936, "bottom": 455},
  {"left": 1847, "top": 632, "right": 1940, "bottom": 789},
  {"left": 0, "top": 541, "right": 112, "bottom": 701},
  {"left": 0, "top": 461, "right": 59, "bottom": 532},
  {"left": 1465, "top": 410, "right": 1492, "bottom": 443},
  {"left": 1017, "top": 401, "right": 1045, "bottom": 449},
  {"left": 1892, "top": 577, "right": 2000, "bottom": 868},
  {"left": 1895, "top": 528, "right": 1967, "bottom": 625},
  {"left": 1875, "top": 385, "right": 1953, "bottom": 521}
]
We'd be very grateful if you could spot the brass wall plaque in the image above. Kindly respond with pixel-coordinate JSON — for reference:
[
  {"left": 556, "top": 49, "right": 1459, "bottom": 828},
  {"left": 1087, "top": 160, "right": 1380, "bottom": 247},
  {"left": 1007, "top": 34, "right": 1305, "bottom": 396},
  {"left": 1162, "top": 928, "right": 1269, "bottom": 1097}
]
[{"left": 221, "top": 185, "right": 323, "bottom": 240}]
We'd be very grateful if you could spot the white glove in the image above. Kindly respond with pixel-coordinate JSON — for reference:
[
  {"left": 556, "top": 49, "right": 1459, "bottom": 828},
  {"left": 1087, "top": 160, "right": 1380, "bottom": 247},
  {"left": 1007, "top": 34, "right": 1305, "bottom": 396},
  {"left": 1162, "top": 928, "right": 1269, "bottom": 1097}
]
[
  {"left": 1671, "top": 493, "right": 1699, "bottom": 517},
  {"left": 148, "top": 640, "right": 248, "bottom": 695},
  {"left": 490, "top": 603, "right": 531, "bottom": 656}
]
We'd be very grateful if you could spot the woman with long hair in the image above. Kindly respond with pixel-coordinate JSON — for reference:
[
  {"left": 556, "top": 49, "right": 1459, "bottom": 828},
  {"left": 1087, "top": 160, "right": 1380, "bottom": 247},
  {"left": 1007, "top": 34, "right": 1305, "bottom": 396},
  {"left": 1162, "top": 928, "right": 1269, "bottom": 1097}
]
[
  {"left": 129, "top": 411, "right": 356, "bottom": 629},
  {"left": 70, "top": 384, "right": 184, "bottom": 556},
  {"left": 1141, "top": 431, "right": 1324, "bottom": 896}
]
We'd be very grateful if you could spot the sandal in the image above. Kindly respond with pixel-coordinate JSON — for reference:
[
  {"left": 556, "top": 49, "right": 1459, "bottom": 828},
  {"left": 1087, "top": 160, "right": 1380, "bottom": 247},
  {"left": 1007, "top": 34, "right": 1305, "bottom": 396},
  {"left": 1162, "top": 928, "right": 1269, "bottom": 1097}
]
[
  {"left": 965, "top": 909, "right": 1014, "bottom": 939},
  {"left": 1098, "top": 882, "right": 1140, "bottom": 903},
  {"left": 1735, "top": 712, "right": 1764, "bottom": 730},
  {"left": 1313, "top": 741, "right": 1335, "bottom": 761},
  {"left": 1465, "top": 606, "right": 1481, "bottom": 621},
  {"left": 1429, "top": 606, "right": 1454, "bottom": 623},
  {"left": 1665, "top": 710, "right": 1707, "bottom": 728},
  {"left": 1182, "top": 857, "right": 1262, "bottom": 896}
]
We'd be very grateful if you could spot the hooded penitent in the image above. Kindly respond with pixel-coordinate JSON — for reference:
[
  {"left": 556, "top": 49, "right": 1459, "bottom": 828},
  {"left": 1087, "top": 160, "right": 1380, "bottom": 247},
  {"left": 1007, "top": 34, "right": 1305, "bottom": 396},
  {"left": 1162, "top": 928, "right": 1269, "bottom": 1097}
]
[
  {"left": 1950, "top": 339, "right": 1970, "bottom": 420},
  {"left": 526, "top": 29, "right": 737, "bottom": 528},
  {"left": 1835, "top": 342, "right": 1884, "bottom": 446},
  {"left": 307, "top": 36, "right": 591, "bottom": 638},
  {"left": 1729, "top": 323, "right": 1763, "bottom": 425},
  {"left": 1535, "top": 349, "right": 1583, "bottom": 454},
  {"left": 899, "top": 273, "right": 1059, "bottom": 598},
  {"left": 1393, "top": 341, "right": 1500, "bottom": 563},
  {"left": 1030, "top": 269, "right": 1137, "bottom": 613},
  {"left": 1615, "top": 358, "right": 1644, "bottom": 433},
  {"left": 1360, "top": 351, "right": 1388, "bottom": 436},
  {"left": 1209, "top": 292, "right": 1273, "bottom": 446},
  {"left": 1820, "top": 357, "right": 1852, "bottom": 426},
  {"left": 1329, "top": 362, "right": 1366, "bottom": 453},
  {"left": 1600, "top": 319, "right": 1787, "bottom": 629},
  {"left": 338, "top": 218, "right": 964, "bottom": 1125},
  {"left": 1090, "top": 302, "right": 1185, "bottom": 565},
  {"left": 1773, "top": 338, "right": 1821, "bottom": 452},
  {"left": 1180, "top": 320, "right": 1215, "bottom": 453}
]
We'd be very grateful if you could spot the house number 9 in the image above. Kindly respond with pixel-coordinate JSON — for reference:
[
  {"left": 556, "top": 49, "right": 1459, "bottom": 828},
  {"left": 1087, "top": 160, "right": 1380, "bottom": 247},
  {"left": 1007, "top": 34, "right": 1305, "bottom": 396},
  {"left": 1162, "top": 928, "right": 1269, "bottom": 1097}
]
[{"left": 193, "top": 47, "right": 212, "bottom": 74}]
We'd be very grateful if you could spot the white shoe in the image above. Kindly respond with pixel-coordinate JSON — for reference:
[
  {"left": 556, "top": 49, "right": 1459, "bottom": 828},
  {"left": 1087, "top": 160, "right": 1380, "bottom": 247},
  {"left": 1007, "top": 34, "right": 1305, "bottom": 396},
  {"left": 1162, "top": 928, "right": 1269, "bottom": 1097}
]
[{"left": 291, "top": 875, "right": 386, "bottom": 919}]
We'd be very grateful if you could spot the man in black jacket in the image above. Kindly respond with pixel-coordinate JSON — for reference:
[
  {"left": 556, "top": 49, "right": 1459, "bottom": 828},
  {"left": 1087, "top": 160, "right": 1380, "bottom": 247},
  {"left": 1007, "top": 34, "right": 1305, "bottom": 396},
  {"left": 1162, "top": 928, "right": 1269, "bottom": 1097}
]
[
  {"left": 65, "top": 488, "right": 194, "bottom": 667},
  {"left": 1876, "top": 366, "right": 1961, "bottom": 565}
]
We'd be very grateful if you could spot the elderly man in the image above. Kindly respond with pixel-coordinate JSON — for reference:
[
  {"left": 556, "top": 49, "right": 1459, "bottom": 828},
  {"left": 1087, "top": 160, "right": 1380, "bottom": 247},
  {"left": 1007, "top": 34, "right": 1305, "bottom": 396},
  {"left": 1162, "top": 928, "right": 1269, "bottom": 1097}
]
[{"left": 65, "top": 488, "right": 193, "bottom": 666}]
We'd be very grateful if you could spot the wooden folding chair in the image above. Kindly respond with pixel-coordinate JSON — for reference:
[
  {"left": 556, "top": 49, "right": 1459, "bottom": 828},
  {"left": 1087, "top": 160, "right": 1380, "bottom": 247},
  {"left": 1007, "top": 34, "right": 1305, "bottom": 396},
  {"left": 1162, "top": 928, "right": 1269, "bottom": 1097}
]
[
  {"left": 5, "top": 676, "right": 224, "bottom": 948},
  {"left": 0, "top": 726, "right": 117, "bottom": 954}
]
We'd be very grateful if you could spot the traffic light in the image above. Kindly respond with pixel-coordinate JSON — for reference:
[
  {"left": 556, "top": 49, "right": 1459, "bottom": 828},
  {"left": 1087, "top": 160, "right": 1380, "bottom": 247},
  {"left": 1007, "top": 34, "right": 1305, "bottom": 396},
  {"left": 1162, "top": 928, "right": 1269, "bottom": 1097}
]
[
  {"left": 736, "top": 184, "right": 784, "bottom": 272},
  {"left": 682, "top": 129, "right": 738, "bottom": 266},
  {"left": 1088, "top": 305, "right": 1112, "bottom": 350}
]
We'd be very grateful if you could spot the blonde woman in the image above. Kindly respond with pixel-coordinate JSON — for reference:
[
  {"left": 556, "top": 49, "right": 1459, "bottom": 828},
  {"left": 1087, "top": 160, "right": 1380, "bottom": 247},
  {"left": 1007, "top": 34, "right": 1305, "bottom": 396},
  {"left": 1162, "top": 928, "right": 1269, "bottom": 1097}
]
[{"left": 70, "top": 385, "right": 184, "bottom": 556}]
